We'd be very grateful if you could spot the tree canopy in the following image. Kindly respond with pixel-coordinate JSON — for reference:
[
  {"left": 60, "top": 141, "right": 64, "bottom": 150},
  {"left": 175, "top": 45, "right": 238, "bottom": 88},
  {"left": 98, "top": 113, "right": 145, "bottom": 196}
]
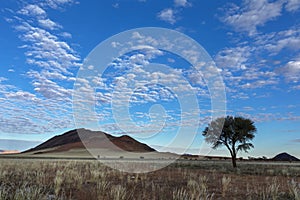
[{"left": 202, "top": 116, "right": 257, "bottom": 167}]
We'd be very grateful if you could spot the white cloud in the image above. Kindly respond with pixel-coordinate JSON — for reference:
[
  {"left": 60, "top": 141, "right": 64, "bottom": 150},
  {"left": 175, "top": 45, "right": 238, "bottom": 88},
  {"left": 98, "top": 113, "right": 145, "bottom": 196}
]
[
  {"left": 13, "top": 1, "right": 81, "bottom": 76},
  {"left": 157, "top": 8, "right": 176, "bottom": 24},
  {"left": 222, "top": 0, "right": 284, "bottom": 35},
  {"left": 214, "top": 19, "right": 300, "bottom": 93},
  {"left": 215, "top": 39, "right": 283, "bottom": 97},
  {"left": 174, "top": 0, "right": 190, "bottom": 7},
  {"left": 260, "top": 27, "right": 300, "bottom": 54},
  {"left": 285, "top": 0, "right": 300, "bottom": 12},
  {"left": 215, "top": 46, "right": 252, "bottom": 70},
  {"left": 187, "top": 70, "right": 206, "bottom": 87},
  {"left": 90, "top": 44, "right": 202, "bottom": 109},
  {"left": 112, "top": 3, "right": 119, "bottom": 9},
  {"left": 279, "top": 60, "right": 300, "bottom": 82},
  {"left": 42, "top": 0, "right": 77, "bottom": 9},
  {"left": 293, "top": 85, "right": 300, "bottom": 89},
  {"left": 38, "top": 18, "right": 62, "bottom": 30},
  {"left": 41, "top": 70, "right": 68, "bottom": 80},
  {"left": 5, "top": 91, "right": 36, "bottom": 101},
  {"left": 270, "top": 36, "right": 300, "bottom": 52},
  {"left": 18, "top": 5, "right": 46, "bottom": 17},
  {"left": 16, "top": 22, "right": 80, "bottom": 74},
  {"left": 0, "top": 84, "right": 74, "bottom": 134},
  {"left": 241, "top": 79, "right": 278, "bottom": 89},
  {"left": 0, "top": 77, "right": 8, "bottom": 83},
  {"left": 27, "top": 70, "right": 72, "bottom": 99},
  {"left": 60, "top": 32, "right": 72, "bottom": 38},
  {"left": 0, "top": 0, "right": 81, "bottom": 135}
]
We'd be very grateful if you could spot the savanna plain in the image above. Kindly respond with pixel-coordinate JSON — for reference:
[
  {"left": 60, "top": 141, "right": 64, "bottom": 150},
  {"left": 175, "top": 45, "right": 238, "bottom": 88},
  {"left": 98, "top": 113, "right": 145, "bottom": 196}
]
[{"left": 0, "top": 158, "right": 299, "bottom": 200}]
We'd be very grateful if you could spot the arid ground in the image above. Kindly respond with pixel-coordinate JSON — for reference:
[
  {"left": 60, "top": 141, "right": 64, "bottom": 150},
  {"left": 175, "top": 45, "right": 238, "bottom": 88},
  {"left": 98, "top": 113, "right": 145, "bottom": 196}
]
[{"left": 0, "top": 158, "right": 299, "bottom": 200}]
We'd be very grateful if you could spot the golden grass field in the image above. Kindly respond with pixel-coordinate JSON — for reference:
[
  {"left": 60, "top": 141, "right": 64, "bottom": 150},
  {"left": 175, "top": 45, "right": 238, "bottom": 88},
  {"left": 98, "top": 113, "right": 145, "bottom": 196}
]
[{"left": 0, "top": 158, "right": 299, "bottom": 200}]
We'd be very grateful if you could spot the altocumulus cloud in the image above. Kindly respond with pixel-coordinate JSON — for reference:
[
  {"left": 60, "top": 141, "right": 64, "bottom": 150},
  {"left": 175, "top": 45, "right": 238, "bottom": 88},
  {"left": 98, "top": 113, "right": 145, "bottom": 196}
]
[{"left": 0, "top": 0, "right": 80, "bottom": 134}]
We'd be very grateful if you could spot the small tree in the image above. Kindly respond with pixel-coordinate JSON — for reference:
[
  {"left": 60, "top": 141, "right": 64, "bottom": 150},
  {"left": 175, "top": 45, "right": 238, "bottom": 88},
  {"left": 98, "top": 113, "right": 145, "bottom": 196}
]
[{"left": 202, "top": 116, "right": 257, "bottom": 168}]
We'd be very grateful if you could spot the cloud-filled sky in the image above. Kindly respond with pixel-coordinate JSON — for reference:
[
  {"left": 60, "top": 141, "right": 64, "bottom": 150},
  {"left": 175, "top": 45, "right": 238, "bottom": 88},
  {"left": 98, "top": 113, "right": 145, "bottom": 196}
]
[{"left": 0, "top": 0, "right": 299, "bottom": 158}]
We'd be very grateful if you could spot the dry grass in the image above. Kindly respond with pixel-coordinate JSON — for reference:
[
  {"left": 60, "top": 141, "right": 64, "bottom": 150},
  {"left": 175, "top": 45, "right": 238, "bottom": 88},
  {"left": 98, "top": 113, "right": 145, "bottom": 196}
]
[{"left": 0, "top": 158, "right": 299, "bottom": 199}]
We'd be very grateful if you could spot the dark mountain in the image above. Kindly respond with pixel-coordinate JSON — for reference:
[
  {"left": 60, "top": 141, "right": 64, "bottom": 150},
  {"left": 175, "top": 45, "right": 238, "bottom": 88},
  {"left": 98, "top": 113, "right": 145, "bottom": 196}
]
[
  {"left": 24, "top": 128, "right": 155, "bottom": 153},
  {"left": 272, "top": 152, "right": 300, "bottom": 161}
]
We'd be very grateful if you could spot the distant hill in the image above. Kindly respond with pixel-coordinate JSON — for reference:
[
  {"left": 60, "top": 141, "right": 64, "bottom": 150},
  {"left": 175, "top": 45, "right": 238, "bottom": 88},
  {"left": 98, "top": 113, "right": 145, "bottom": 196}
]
[
  {"left": 0, "top": 150, "right": 20, "bottom": 154},
  {"left": 24, "top": 129, "right": 156, "bottom": 154},
  {"left": 272, "top": 152, "right": 300, "bottom": 161}
]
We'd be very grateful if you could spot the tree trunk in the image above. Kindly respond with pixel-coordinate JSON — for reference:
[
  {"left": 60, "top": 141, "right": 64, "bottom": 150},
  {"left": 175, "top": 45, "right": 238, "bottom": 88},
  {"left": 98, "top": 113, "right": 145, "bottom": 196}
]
[
  {"left": 225, "top": 144, "right": 237, "bottom": 168},
  {"left": 231, "top": 144, "right": 237, "bottom": 168},
  {"left": 231, "top": 154, "right": 237, "bottom": 168}
]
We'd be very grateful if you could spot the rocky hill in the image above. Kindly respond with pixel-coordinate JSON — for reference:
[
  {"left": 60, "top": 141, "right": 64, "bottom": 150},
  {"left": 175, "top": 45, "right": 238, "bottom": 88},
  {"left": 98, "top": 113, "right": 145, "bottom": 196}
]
[
  {"left": 24, "top": 128, "right": 156, "bottom": 154},
  {"left": 272, "top": 152, "right": 299, "bottom": 161}
]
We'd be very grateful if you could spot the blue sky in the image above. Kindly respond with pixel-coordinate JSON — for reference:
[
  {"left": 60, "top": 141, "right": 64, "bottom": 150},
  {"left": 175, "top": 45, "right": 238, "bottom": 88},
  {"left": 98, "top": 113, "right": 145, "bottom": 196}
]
[{"left": 0, "top": 0, "right": 299, "bottom": 158}]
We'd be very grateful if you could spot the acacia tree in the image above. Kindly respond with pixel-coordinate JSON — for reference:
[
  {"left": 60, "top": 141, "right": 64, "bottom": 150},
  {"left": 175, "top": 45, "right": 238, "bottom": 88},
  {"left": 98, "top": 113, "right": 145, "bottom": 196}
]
[{"left": 202, "top": 116, "right": 257, "bottom": 168}]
